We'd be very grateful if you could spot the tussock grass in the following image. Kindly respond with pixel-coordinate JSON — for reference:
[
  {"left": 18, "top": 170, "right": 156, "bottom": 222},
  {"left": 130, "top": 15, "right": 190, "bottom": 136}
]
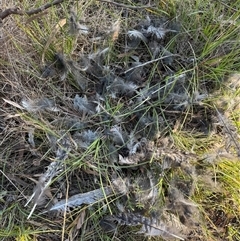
[{"left": 1, "top": 0, "right": 240, "bottom": 240}]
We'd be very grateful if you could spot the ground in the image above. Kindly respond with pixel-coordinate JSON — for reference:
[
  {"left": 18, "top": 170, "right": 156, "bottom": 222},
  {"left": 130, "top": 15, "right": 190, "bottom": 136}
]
[{"left": 0, "top": 0, "right": 240, "bottom": 241}]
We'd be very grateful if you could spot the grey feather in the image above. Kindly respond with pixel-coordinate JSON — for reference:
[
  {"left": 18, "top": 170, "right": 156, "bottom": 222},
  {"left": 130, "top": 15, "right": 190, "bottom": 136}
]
[
  {"left": 49, "top": 187, "right": 113, "bottom": 212},
  {"left": 73, "top": 95, "right": 97, "bottom": 115},
  {"left": 103, "top": 212, "right": 185, "bottom": 240},
  {"left": 127, "top": 30, "right": 147, "bottom": 49},
  {"left": 109, "top": 125, "right": 126, "bottom": 146},
  {"left": 26, "top": 135, "right": 71, "bottom": 219},
  {"left": 107, "top": 77, "right": 138, "bottom": 98},
  {"left": 22, "top": 98, "right": 59, "bottom": 112},
  {"left": 73, "top": 130, "right": 99, "bottom": 149}
]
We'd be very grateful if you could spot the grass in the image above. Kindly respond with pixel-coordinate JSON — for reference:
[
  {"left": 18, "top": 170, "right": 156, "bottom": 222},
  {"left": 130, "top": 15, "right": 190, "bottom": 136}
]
[{"left": 1, "top": 0, "right": 240, "bottom": 240}]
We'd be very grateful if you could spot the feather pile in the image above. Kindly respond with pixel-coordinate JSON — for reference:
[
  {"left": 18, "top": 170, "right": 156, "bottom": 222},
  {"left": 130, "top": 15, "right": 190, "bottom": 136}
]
[{"left": 19, "top": 9, "right": 238, "bottom": 241}]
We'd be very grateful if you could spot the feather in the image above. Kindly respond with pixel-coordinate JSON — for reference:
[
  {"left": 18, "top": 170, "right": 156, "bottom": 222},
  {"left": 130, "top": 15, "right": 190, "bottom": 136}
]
[
  {"left": 73, "top": 95, "right": 97, "bottom": 115},
  {"left": 128, "top": 30, "right": 148, "bottom": 42},
  {"left": 133, "top": 171, "right": 159, "bottom": 210},
  {"left": 51, "top": 117, "right": 86, "bottom": 130},
  {"left": 27, "top": 128, "right": 35, "bottom": 148},
  {"left": 124, "top": 57, "right": 144, "bottom": 83},
  {"left": 109, "top": 125, "right": 126, "bottom": 145},
  {"left": 73, "top": 130, "right": 99, "bottom": 149},
  {"left": 103, "top": 212, "right": 185, "bottom": 240},
  {"left": 69, "top": 10, "right": 89, "bottom": 35},
  {"left": 127, "top": 30, "right": 147, "bottom": 49},
  {"left": 107, "top": 77, "right": 138, "bottom": 98},
  {"left": 22, "top": 98, "right": 59, "bottom": 112},
  {"left": 26, "top": 136, "right": 71, "bottom": 219},
  {"left": 142, "top": 25, "right": 177, "bottom": 40},
  {"left": 167, "top": 187, "right": 199, "bottom": 227},
  {"left": 26, "top": 161, "right": 64, "bottom": 219},
  {"left": 127, "top": 132, "right": 141, "bottom": 155},
  {"left": 111, "top": 176, "right": 130, "bottom": 195},
  {"left": 49, "top": 187, "right": 113, "bottom": 212},
  {"left": 119, "top": 154, "right": 137, "bottom": 165},
  {"left": 88, "top": 48, "right": 109, "bottom": 67}
]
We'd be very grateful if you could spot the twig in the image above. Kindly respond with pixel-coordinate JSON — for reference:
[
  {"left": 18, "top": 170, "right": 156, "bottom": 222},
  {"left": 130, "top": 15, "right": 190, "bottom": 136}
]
[
  {"left": 0, "top": 7, "right": 23, "bottom": 20},
  {"left": 0, "top": 0, "right": 65, "bottom": 20},
  {"left": 0, "top": 0, "right": 152, "bottom": 21},
  {"left": 25, "top": 0, "right": 65, "bottom": 15},
  {"left": 97, "top": 0, "right": 153, "bottom": 9}
]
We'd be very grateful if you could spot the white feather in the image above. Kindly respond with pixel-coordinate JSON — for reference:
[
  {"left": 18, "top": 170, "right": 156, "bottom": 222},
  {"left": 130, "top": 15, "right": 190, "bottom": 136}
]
[{"left": 127, "top": 30, "right": 147, "bottom": 42}]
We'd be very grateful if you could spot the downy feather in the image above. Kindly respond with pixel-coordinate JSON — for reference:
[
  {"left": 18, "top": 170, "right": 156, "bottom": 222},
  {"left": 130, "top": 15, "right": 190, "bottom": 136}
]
[
  {"left": 22, "top": 98, "right": 59, "bottom": 112},
  {"left": 73, "top": 95, "right": 97, "bottom": 115}
]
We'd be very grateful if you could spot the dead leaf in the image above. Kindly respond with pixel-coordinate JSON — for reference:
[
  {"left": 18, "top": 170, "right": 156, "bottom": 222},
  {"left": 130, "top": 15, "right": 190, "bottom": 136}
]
[{"left": 77, "top": 209, "right": 86, "bottom": 229}]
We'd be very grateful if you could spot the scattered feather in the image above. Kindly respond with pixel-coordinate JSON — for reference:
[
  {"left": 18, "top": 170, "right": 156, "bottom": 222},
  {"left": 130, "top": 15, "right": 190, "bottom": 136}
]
[
  {"left": 73, "top": 130, "right": 99, "bottom": 149},
  {"left": 119, "top": 154, "right": 137, "bottom": 165},
  {"left": 27, "top": 128, "right": 35, "bottom": 148},
  {"left": 148, "top": 40, "right": 162, "bottom": 59},
  {"left": 166, "top": 187, "right": 199, "bottom": 227},
  {"left": 55, "top": 135, "right": 71, "bottom": 160},
  {"left": 202, "top": 150, "right": 236, "bottom": 164},
  {"left": 77, "top": 55, "right": 90, "bottom": 71},
  {"left": 100, "top": 218, "right": 118, "bottom": 233},
  {"left": 69, "top": 10, "right": 89, "bottom": 35},
  {"left": 107, "top": 77, "right": 138, "bottom": 98},
  {"left": 41, "top": 65, "right": 57, "bottom": 78},
  {"left": 102, "top": 212, "right": 185, "bottom": 240},
  {"left": 88, "top": 48, "right": 109, "bottom": 66},
  {"left": 73, "top": 95, "right": 97, "bottom": 115},
  {"left": 109, "top": 125, "right": 126, "bottom": 145},
  {"left": 51, "top": 118, "right": 86, "bottom": 130},
  {"left": 127, "top": 30, "right": 147, "bottom": 49},
  {"left": 161, "top": 47, "right": 175, "bottom": 66},
  {"left": 26, "top": 160, "right": 65, "bottom": 219},
  {"left": 26, "top": 136, "right": 71, "bottom": 219},
  {"left": 125, "top": 57, "right": 144, "bottom": 83},
  {"left": 21, "top": 98, "right": 59, "bottom": 112},
  {"left": 134, "top": 171, "right": 159, "bottom": 208},
  {"left": 49, "top": 187, "right": 113, "bottom": 212},
  {"left": 127, "top": 132, "right": 141, "bottom": 155},
  {"left": 111, "top": 176, "right": 130, "bottom": 195},
  {"left": 143, "top": 25, "right": 177, "bottom": 40}
]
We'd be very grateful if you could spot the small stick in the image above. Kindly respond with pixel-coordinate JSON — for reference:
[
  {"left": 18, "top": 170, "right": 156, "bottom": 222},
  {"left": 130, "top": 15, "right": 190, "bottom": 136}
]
[
  {"left": 97, "top": 0, "right": 153, "bottom": 10},
  {"left": 0, "top": 7, "right": 23, "bottom": 20},
  {"left": 0, "top": 0, "right": 65, "bottom": 20}
]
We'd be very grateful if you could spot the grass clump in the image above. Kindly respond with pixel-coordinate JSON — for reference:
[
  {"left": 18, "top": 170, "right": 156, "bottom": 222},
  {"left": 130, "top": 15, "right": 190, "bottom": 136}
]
[{"left": 0, "top": 0, "right": 240, "bottom": 240}]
